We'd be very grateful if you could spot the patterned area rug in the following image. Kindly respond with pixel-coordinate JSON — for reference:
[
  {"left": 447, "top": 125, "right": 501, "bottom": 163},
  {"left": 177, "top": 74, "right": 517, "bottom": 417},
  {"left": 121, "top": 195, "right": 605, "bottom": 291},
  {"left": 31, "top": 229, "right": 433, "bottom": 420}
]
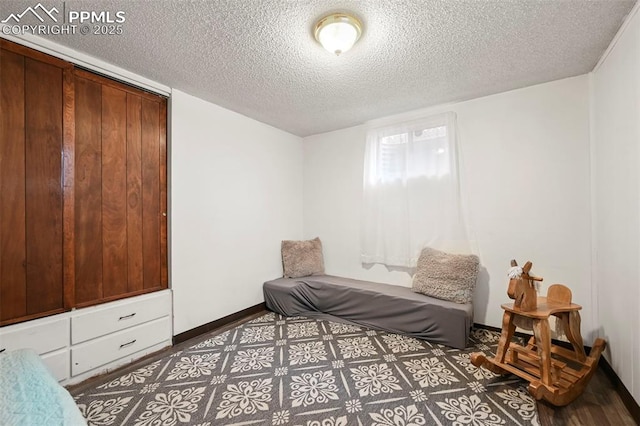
[{"left": 72, "top": 312, "right": 539, "bottom": 425}]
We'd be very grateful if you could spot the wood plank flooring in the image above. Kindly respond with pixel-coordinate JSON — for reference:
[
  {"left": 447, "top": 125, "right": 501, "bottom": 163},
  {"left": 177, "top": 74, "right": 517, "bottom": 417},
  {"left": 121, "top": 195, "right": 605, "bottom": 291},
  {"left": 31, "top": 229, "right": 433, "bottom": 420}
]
[
  {"left": 68, "top": 309, "right": 637, "bottom": 425},
  {"left": 538, "top": 366, "right": 636, "bottom": 425}
]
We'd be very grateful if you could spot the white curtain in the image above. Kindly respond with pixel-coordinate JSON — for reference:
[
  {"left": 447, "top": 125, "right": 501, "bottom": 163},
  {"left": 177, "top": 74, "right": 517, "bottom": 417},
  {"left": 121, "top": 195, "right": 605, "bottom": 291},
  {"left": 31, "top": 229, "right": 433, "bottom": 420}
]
[{"left": 361, "top": 112, "right": 469, "bottom": 267}]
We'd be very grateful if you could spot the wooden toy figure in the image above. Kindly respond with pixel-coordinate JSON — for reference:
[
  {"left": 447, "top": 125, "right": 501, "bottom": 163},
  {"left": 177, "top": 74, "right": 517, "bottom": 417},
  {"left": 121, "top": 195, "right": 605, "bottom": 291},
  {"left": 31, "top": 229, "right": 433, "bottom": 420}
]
[
  {"left": 471, "top": 260, "right": 606, "bottom": 406},
  {"left": 507, "top": 259, "right": 542, "bottom": 311}
]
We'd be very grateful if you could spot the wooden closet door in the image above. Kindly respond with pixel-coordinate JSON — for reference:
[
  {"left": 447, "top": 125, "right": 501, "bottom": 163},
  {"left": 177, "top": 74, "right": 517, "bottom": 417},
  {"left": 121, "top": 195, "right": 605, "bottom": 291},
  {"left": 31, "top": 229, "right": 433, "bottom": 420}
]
[
  {"left": 0, "top": 41, "right": 72, "bottom": 325},
  {"left": 73, "top": 70, "right": 167, "bottom": 307}
]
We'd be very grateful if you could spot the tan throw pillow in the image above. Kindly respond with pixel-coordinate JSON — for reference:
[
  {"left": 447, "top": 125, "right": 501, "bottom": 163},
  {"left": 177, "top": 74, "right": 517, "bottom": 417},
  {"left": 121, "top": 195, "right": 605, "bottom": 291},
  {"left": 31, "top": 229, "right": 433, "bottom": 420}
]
[
  {"left": 281, "top": 237, "right": 325, "bottom": 278},
  {"left": 412, "top": 247, "right": 479, "bottom": 304}
]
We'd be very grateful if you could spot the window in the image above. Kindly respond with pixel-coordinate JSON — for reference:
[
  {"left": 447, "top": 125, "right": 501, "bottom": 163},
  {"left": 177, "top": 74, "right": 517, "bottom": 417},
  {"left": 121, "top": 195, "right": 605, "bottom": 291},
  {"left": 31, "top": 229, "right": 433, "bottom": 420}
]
[
  {"left": 375, "top": 125, "right": 450, "bottom": 183},
  {"left": 361, "top": 112, "right": 468, "bottom": 267}
]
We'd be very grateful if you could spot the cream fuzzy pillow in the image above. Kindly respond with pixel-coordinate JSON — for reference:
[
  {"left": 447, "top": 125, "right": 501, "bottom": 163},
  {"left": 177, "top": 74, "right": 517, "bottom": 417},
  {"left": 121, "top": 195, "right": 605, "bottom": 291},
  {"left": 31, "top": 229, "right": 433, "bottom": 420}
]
[
  {"left": 281, "top": 237, "right": 325, "bottom": 278},
  {"left": 412, "top": 247, "right": 479, "bottom": 304}
]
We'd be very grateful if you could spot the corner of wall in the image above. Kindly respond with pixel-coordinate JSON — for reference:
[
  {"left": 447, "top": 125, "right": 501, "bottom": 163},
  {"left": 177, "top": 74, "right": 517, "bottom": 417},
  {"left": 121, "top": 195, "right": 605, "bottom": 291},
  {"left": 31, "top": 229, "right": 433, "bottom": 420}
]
[
  {"left": 592, "top": 2, "right": 640, "bottom": 74},
  {"left": 587, "top": 71, "right": 600, "bottom": 344}
]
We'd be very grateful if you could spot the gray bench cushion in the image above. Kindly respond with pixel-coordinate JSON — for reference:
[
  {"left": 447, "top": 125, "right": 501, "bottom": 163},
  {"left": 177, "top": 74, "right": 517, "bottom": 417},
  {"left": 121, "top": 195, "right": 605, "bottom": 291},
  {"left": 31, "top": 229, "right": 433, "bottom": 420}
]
[{"left": 263, "top": 274, "right": 473, "bottom": 349}]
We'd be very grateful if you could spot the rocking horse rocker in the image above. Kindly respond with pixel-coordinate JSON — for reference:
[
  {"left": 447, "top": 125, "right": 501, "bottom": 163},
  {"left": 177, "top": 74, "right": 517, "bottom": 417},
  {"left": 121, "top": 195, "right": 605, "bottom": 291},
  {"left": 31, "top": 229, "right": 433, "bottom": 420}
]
[{"left": 470, "top": 260, "right": 606, "bottom": 406}]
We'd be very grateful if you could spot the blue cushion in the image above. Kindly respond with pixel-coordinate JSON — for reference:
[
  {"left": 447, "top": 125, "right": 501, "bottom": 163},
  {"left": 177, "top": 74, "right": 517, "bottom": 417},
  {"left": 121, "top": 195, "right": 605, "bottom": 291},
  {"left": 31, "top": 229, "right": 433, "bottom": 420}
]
[{"left": 0, "top": 349, "right": 86, "bottom": 425}]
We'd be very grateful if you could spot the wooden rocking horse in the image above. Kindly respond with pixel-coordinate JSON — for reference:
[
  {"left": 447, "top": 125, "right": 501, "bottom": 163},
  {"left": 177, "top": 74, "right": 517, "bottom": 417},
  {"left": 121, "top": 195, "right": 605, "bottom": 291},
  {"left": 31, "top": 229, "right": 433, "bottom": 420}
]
[{"left": 470, "top": 260, "right": 606, "bottom": 406}]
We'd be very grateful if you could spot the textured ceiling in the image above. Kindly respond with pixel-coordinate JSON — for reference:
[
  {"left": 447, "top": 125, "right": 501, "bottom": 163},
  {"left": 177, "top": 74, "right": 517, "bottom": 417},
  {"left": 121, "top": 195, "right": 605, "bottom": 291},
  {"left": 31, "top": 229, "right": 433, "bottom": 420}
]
[{"left": 2, "top": 0, "right": 636, "bottom": 136}]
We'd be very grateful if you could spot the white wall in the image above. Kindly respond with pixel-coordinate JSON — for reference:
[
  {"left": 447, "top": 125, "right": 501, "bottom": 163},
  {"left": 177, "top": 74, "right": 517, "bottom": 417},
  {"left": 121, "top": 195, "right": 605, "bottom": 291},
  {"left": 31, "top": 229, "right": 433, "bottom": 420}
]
[
  {"left": 303, "top": 76, "right": 594, "bottom": 339},
  {"left": 591, "top": 5, "right": 640, "bottom": 403},
  {"left": 171, "top": 90, "right": 303, "bottom": 334}
]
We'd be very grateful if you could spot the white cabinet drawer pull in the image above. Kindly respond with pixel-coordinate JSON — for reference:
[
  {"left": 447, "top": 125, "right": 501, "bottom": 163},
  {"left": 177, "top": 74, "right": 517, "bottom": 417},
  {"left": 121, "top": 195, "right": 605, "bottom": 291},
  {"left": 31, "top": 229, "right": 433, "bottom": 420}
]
[
  {"left": 118, "top": 313, "right": 136, "bottom": 321},
  {"left": 0, "top": 348, "right": 5, "bottom": 353},
  {"left": 119, "top": 339, "right": 137, "bottom": 349}
]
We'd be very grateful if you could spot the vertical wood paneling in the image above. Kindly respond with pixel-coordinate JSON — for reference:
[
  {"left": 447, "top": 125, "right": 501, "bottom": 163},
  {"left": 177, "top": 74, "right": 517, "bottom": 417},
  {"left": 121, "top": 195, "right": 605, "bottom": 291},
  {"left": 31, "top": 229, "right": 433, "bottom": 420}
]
[
  {"left": 159, "top": 100, "right": 168, "bottom": 289},
  {"left": 0, "top": 49, "right": 27, "bottom": 321},
  {"left": 126, "top": 94, "right": 144, "bottom": 292},
  {"left": 141, "top": 99, "right": 161, "bottom": 289},
  {"left": 101, "top": 86, "right": 128, "bottom": 297},
  {"left": 74, "top": 76, "right": 103, "bottom": 304},
  {"left": 24, "top": 58, "right": 63, "bottom": 315},
  {"left": 1, "top": 42, "right": 168, "bottom": 322},
  {"left": 62, "top": 67, "right": 75, "bottom": 309}
]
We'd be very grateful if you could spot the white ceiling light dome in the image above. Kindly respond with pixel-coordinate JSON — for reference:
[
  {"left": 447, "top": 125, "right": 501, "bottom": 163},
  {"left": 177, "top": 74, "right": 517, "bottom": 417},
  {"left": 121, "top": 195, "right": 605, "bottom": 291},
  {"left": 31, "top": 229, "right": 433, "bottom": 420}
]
[{"left": 314, "top": 13, "right": 363, "bottom": 56}]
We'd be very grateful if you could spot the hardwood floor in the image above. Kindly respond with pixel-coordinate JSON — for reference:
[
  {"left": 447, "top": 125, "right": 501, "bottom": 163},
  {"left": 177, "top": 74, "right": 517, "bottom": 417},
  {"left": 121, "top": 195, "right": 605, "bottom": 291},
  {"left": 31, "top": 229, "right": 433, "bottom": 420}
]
[
  {"left": 538, "top": 367, "right": 636, "bottom": 425},
  {"left": 68, "top": 309, "right": 637, "bottom": 425}
]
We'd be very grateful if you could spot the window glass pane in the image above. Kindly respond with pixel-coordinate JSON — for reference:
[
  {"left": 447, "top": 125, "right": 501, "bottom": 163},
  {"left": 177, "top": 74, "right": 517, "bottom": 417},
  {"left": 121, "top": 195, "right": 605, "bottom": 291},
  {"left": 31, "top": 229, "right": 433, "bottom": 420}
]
[{"left": 377, "top": 125, "right": 449, "bottom": 182}]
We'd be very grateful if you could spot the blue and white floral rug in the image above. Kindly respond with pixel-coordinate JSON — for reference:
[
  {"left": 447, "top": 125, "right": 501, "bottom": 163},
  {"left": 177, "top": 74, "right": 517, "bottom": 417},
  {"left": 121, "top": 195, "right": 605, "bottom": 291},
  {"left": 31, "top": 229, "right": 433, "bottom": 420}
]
[{"left": 72, "top": 312, "right": 539, "bottom": 425}]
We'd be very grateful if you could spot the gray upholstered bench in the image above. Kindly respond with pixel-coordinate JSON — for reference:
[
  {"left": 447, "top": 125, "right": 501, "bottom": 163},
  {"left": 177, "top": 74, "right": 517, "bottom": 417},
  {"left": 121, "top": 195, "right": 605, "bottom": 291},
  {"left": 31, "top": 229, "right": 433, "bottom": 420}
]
[{"left": 264, "top": 274, "right": 473, "bottom": 349}]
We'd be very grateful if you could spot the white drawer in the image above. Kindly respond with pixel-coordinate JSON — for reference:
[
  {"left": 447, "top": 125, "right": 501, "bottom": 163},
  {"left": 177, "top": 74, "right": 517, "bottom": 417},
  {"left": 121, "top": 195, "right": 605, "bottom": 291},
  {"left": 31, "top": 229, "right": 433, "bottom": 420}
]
[
  {"left": 71, "top": 291, "right": 171, "bottom": 344},
  {"left": 71, "top": 317, "right": 170, "bottom": 376},
  {"left": 0, "top": 316, "right": 68, "bottom": 354},
  {"left": 42, "top": 349, "right": 69, "bottom": 382}
]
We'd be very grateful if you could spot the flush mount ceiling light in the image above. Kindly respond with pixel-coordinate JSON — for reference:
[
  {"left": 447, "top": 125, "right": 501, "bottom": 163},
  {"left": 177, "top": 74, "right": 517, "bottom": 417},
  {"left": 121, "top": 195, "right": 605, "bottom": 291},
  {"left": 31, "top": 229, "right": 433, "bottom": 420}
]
[{"left": 314, "top": 13, "right": 362, "bottom": 56}]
